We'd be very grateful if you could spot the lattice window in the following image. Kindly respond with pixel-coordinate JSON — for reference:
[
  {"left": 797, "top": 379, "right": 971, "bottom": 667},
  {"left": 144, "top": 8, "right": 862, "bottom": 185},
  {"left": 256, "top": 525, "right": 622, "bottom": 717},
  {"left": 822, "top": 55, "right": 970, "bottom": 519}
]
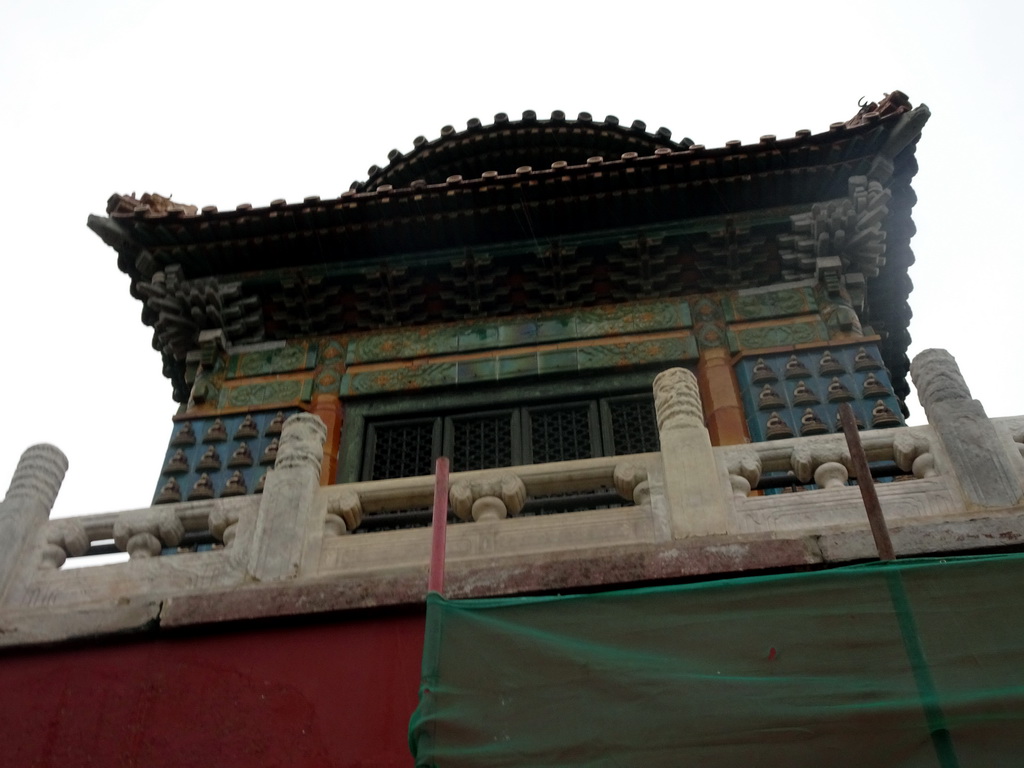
[
  {"left": 361, "top": 392, "right": 657, "bottom": 482},
  {"left": 447, "top": 411, "right": 516, "bottom": 472},
  {"left": 604, "top": 395, "right": 660, "bottom": 455},
  {"left": 526, "top": 403, "right": 599, "bottom": 464},
  {"left": 356, "top": 391, "right": 661, "bottom": 532},
  {"left": 363, "top": 419, "right": 439, "bottom": 480}
]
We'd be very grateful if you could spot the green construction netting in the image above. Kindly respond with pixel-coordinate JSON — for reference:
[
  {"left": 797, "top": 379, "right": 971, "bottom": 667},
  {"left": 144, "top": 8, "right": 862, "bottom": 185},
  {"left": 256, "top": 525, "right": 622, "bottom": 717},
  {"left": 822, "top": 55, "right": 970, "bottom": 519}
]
[{"left": 409, "top": 553, "right": 1024, "bottom": 767}]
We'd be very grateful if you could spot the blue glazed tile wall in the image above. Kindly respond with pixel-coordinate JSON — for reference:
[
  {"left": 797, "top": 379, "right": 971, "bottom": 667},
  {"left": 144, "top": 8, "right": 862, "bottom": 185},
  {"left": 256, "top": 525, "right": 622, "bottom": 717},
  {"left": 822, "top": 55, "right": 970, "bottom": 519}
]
[
  {"left": 152, "top": 409, "right": 300, "bottom": 505},
  {"left": 735, "top": 345, "right": 904, "bottom": 442}
]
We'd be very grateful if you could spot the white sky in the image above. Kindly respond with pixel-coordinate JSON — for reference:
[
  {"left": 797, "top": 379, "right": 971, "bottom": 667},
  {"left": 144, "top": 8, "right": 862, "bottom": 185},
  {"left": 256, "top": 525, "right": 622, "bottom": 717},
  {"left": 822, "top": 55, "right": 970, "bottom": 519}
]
[{"left": 1, "top": 0, "right": 1021, "bottom": 518}]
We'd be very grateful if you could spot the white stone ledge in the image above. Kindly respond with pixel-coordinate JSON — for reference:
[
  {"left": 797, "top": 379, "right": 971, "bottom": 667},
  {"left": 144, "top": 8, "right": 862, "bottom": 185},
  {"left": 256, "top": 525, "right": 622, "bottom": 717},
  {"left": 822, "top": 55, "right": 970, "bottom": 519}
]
[
  {"left": 7, "top": 408, "right": 1024, "bottom": 649},
  {"left": 323, "top": 453, "right": 659, "bottom": 515},
  {"left": 319, "top": 505, "right": 657, "bottom": 575},
  {"left": 731, "top": 476, "right": 959, "bottom": 535}
]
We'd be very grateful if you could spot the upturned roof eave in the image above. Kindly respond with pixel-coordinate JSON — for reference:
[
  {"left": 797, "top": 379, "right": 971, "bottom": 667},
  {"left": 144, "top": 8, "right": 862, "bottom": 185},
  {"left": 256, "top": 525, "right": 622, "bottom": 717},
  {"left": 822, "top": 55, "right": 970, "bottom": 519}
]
[
  {"left": 93, "top": 107, "right": 924, "bottom": 289},
  {"left": 86, "top": 98, "right": 928, "bottom": 405}
]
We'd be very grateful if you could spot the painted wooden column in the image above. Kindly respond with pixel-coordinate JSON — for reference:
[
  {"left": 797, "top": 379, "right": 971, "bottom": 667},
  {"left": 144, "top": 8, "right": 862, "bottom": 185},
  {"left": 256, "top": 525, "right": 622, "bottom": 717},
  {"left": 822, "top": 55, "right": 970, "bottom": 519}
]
[
  {"left": 697, "top": 348, "right": 749, "bottom": 446},
  {"left": 310, "top": 394, "right": 343, "bottom": 485},
  {"left": 690, "top": 295, "right": 747, "bottom": 446}
]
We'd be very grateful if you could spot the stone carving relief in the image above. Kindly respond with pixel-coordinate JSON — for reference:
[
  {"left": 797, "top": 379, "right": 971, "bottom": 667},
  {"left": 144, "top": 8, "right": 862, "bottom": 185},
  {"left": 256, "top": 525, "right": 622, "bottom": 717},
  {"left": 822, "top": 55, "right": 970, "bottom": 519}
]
[
  {"left": 209, "top": 506, "right": 241, "bottom": 547},
  {"left": 789, "top": 440, "right": 851, "bottom": 484},
  {"left": 325, "top": 489, "right": 363, "bottom": 536},
  {"left": 911, "top": 348, "right": 972, "bottom": 407},
  {"left": 722, "top": 449, "right": 762, "bottom": 498},
  {"left": 39, "top": 519, "right": 90, "bottom": 569},
  {"left": 613, "top": 463, "right": 650, "bottom": 505},
  {"left": 765, "top": 412, "right": 794, "bottom": 440},
  {"left": 653, "top": 368, "right": 703, "bottom": 432},
  {"left": 450, "top": 472, "right": 527, "bottom": 522},
  {"left": 4, "top": 444, "right": 68, "bottom": 508},
  {"left": 113, "top": 509, "right": 185, "bottom": 559},
  {"left": 275, "top": 414, "right": 328, "bottom": 475},
  {"left": 813, "top": 462, "right": 849, "bottom": 489}
]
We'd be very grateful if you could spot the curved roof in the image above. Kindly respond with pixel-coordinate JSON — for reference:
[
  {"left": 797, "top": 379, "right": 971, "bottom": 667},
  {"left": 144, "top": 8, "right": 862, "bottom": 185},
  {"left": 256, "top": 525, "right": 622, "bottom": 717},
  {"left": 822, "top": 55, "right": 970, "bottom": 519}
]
[
  {"left": 355, "top": 111, "right": 692, "bottom": 191},
  {"left": 88, "top": 93, "right": 926, "bottom": 406}
]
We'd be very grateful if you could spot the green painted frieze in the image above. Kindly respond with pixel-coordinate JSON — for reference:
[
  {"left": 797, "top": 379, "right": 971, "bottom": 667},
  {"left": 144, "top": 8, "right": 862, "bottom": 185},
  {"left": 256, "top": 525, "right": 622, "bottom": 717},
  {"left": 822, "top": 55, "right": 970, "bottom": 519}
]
[
  {"left": 344, "top": 299, "right": 692, "bottom": 366},
  {"left": 722, "top": 286, "right": 818, "bottom": 322},
  {"left": 226, "top": 343, "right": 317, "bottom": 380}
]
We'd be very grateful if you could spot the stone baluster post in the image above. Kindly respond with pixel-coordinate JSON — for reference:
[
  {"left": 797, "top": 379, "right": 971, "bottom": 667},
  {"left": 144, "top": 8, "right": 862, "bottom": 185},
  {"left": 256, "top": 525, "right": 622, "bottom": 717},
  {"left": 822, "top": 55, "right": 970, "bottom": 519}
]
[
  {"left": 911, "top": 348, "right": 1024, "bottom": 509},
  {"left": 114, "top": 509, "right": 185, "bottom": 559},
  {"left": 653, "top": 368, "right": 730, "bottom": 538},
  {"left": 613, "top": 463, "right": 651, "bottom": 505},
  {"left": 247, "top": 413, "right": 328, "bottom": 582},
  {"left": 40, "top": 519, "right": 89, "bottom": 569},
  {"left": 0, "top": 444, "right": 68, "bottom": 600},
  {"left": 724, "top": 449, "right": 761, "bottom": 499},
  {"left": 450, "top": 472, "right": 526, "bottom": 523}
]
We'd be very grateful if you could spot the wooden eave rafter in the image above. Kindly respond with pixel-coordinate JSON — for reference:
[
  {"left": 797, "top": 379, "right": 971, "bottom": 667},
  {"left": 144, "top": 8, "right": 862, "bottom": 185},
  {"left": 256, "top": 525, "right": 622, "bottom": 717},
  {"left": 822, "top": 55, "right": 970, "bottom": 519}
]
[
  {"left": 91, "top": 119, "right": 909, "bottom": 287},
  {"left": 87, "top": 97, "right": 928, "bottom": 404}
]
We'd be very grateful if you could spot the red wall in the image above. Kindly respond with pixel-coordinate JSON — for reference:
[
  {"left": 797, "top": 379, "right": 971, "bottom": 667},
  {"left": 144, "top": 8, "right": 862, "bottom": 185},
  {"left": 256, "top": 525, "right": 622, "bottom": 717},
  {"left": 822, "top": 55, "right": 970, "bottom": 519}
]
[{"left": 1, "top": 609, "right": 425, "bottom": 768}]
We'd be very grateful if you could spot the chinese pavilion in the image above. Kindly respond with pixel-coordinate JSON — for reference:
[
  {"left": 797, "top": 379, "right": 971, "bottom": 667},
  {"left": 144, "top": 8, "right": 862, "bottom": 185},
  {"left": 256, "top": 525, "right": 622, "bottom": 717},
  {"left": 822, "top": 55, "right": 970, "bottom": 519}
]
[
  {"left": 88, "top": 94, "right": 919, "bottom": 505},
  {"left": 6, "top": 92, "right": 1024, "bottom": 766}
]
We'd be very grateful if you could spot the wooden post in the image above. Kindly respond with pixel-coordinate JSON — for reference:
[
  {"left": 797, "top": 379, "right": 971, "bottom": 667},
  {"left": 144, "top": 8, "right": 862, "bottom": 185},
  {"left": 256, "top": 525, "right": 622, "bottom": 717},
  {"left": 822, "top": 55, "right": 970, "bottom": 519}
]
[
  {"left": 428, "top": 457, "right": 450, "bottom": 595},
  {"left": 838, "top": 403, "right": 895, "bottom": 561}
]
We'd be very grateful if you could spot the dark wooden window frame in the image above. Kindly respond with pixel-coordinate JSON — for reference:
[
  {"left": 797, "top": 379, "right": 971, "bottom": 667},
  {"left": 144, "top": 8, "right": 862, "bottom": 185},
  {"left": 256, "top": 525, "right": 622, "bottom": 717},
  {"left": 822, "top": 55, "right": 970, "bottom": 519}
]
[{"left": 337, "top": 370, "right": 667, "bottom": 485}]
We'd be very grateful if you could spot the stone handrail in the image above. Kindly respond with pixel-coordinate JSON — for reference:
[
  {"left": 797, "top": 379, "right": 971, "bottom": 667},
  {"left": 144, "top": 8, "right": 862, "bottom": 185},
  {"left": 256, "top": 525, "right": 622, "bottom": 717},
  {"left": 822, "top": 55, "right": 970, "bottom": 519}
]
[
  {"left": 318, "top": 454, "right": 653, "bottom": 531},
  {"left": 718, "top": 425, "right": 936, "bottom": 498},
  {"left": 2, "top": 349, "right": 1024, "bottom": 648}
]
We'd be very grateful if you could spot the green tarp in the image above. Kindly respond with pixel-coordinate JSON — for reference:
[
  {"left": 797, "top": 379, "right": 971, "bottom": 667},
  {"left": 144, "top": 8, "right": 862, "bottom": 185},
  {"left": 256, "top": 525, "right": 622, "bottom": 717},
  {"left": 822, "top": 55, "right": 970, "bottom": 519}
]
[{"left": 410, "top": 553, "right": 1024, "bottom": 767}]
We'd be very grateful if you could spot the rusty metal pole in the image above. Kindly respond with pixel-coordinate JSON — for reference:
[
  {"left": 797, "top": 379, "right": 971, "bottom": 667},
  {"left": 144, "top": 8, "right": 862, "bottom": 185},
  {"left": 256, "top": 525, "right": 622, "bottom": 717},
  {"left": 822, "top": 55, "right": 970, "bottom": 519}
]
[
  {"left": 838, "top": 403, "right": 895, "bottom": 561},
  {"left": 838, "top": 403, "right": 959, "bottom": 765},
  {"left": 428, "top": 457, "right": 450, "bottom": 595}
]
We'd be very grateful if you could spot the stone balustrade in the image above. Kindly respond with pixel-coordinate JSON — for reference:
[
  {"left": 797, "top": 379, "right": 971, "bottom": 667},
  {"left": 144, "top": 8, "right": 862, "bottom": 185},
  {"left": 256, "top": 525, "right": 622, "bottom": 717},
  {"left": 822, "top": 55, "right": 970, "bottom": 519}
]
[{"left": 3, "top": 349, "right": 1024, "bottom": 648}]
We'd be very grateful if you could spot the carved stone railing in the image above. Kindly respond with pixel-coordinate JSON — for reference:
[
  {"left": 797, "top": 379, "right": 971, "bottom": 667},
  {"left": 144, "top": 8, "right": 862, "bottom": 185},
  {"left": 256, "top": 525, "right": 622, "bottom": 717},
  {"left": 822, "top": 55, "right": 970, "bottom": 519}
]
[
  {"left": 720, "top": 426, "right": 936, "bottom": 497},
  {"left": 313, "top": 454, "right": 660, "bottom": 577},
  {"left": 717, "top": 426, "right": 944, "bottom": 537},
  {"left": 2, "top": 349, "right": 1024, "bottom": 648},
  {"left": 317, "top": 455, "right": 652, "bottom": 532}
]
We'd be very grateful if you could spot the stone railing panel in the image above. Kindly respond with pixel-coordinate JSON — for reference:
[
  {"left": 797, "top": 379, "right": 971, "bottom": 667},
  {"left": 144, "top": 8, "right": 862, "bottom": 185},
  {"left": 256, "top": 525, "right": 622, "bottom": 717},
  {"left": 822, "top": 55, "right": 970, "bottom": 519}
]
[
  {"left": 317, "top": 454, "right": 662, "bottom": 575},
  {"left": 325, "top": 488, "right": 362, "bottom": 536},
  {"left": 613, "top": 462, "right": 650, "bottom": 505},
  {"left": 3, "top": 352, "right": 1024, "bottom": 649},
  {"left": 720, "top": 448, "right": 762, "bottom": 499},
  {"left": 729, "top": 475, "right": 959, "bottom": 536},
  {"left": 114, "top": 509, "right": 185, "bottom": 559},
  {"left": 39, "top": 519, "right": 90, "bottom": 570},
  {"left": 450, "top": 472, "right": 527, "bottom": 523},
  {"left": 719, "top": 423, "right": 956, "bottom": 536}
]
